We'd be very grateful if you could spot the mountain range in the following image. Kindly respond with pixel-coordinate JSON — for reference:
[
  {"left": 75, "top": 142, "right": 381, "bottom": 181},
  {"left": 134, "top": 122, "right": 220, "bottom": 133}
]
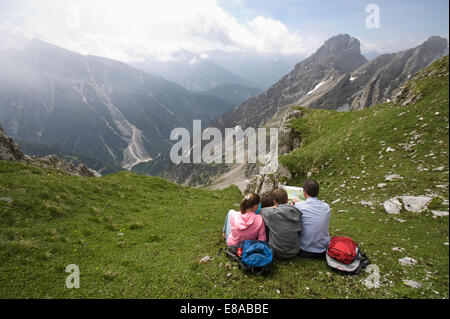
[
  {"left": 200, "top": 83, "right": 262, "bottom": 106},
  {"left": 203, "top": 50, "right": 304, "bottom": 90},
  {"left": 131, "top": 50, "right": 258, "bottom": 92},
  {"left": 135, "top": 34, "right": 448, "bottom": 189},
  {"left": 211, "top": 34, "right": 448, "bottom": 132},
  {"left": 131, "top": 49, "right": 302, "bottom": 91},
  {"left": 0, "top": 34, "right": 447, "bottom": 183},
  {"left": 0, "top": 39, "right": 234, "bottom": 170}
]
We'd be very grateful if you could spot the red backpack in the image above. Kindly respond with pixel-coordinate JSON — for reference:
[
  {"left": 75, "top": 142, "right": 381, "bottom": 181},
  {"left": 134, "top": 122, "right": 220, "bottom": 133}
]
[
  {"left": 326, "top": 236, "right": 370, "bottom": 274},
  {"left": 327, "top": 236, "right": 358, "bottom": 264}
]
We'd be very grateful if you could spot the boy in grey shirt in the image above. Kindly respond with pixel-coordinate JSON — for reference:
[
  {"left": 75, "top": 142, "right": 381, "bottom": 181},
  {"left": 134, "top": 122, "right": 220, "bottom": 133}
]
[{"left": 261, "top": 188, "right": 302, "bottom": 259}]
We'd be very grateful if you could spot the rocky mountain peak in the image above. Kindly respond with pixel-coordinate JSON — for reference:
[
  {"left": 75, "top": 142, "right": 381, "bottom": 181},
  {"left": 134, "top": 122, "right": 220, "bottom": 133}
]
[
  {"left": 422, "top": 36, "right": 448, "bottom": 50},
  {"left": 312, "top": 34, "right": 367, "bottom": 73},
  {"left": 316, "top": 34, "right": 359, "bottom": 55},
  {"left": 205, "top": 34, "right": 369, "bottom": 133}
]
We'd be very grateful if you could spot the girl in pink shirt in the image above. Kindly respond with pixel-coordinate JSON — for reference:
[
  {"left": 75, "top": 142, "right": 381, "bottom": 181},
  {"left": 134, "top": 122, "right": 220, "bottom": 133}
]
[{"left": 223, "top": 193, "right": 267, "bottom": 247}]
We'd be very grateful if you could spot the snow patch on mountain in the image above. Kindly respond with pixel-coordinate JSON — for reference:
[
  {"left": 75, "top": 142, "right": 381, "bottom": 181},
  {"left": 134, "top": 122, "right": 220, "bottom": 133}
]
[{"left": 307, "top": 80, "right": 327, "bottom": 95}]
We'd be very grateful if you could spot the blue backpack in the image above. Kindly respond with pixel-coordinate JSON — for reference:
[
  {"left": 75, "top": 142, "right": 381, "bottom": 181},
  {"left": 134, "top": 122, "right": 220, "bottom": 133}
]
[{"left": 226, "top": 240, "right": 273, "bottom": 275}]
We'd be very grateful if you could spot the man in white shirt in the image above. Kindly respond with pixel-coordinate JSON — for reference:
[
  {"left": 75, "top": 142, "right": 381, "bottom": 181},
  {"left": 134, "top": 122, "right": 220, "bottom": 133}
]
[{"left": 291, "top": 180, "right": 330, "bottom": 258}]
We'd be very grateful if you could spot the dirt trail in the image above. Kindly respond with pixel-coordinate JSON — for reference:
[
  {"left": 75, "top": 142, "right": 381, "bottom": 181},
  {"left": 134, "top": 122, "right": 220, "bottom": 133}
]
[{"left": 207, "top": 163, "right": 247, "bottom": 192}]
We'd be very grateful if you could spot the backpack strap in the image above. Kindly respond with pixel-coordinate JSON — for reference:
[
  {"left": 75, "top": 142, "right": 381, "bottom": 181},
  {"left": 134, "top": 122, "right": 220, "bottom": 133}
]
[
  {"left": 352, "top": 252, "right": 370, "bottom": 275},
  {"left": 225, "top": 246, "right": 241, "bottom": 263},
  {"left": 359, "top": 253, "right": 370, "bottom": 268}
]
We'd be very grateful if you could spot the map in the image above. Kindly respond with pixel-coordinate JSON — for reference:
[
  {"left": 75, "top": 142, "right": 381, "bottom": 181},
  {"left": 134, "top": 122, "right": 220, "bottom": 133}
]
[{"left": 280, "top": 185, "right": 305, "bottom": 201}]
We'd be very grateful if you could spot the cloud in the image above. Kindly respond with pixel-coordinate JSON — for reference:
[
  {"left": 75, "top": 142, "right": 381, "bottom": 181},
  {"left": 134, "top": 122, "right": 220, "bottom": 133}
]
[
  {"left": 359, "top": 36, "right": 428, "bottom": 55},
  {"left": 246, "top": 16, "right": 319, "bottom": 54},
  {"left": 0, "top": 0, "right": 319, "bottom": 61},
  {"left": 0, "top": 21, "right": 33, "bottom": 50}
]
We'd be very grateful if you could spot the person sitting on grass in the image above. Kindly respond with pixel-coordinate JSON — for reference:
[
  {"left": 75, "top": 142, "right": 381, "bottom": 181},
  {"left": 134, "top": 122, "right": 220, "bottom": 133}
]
[
  {"left": 260, "top": 192, "right": 274, "bottom": 240},
  {"left": 260, "top": 192, "right": 275, "bottom": 209},
  {"left": 261, "top": 188, "right": 302, "bottom": 259},
  {"left": 222, "top": 193, "right": 266, "bottom": 247},
  {"left": 291, "top": 180, "right": 330, "bottom": 258}
]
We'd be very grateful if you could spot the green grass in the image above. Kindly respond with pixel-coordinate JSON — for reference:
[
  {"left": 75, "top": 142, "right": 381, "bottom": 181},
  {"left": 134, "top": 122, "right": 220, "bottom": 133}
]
[
  {"left": 0, "top": 57, "right": 448, "bottom": 299},
  {"left": 0, "top": 162, "right": 246, "bottom": 298}
]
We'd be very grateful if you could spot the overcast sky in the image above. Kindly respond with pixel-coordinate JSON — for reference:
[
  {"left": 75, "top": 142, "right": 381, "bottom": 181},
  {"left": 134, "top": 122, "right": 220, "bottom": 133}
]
[{"left": 0, "top": 0, "right": 448, "bottom": 61}]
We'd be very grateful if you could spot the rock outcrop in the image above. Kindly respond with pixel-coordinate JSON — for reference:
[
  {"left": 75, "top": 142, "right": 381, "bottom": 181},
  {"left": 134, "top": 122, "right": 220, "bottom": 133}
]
[
  {"left": 244, "top": 108, "right": 304, "bottom": 194},
  {"left": 26, "top": 155, "right": 100, "bottom": 177},
  {"left": 0, "top": 124, "right": 25, "bottom": 161},
  {"left": 0, "top": 125, "right": 99, "bottom": 177}
]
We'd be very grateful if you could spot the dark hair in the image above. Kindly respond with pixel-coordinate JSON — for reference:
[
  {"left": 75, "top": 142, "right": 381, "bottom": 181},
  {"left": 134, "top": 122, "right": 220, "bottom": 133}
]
[
  {"left": 272, "top": 188, "right": 288, "bottom": 205},
  {"left": 240, "top": 193, "right": 260, "bottom": 213},
  {"left": 261, "top": 193, "right": 274, "bottom": 208},
  {"left": 303, "top": 180, "right": 319, "bottom": 197}
]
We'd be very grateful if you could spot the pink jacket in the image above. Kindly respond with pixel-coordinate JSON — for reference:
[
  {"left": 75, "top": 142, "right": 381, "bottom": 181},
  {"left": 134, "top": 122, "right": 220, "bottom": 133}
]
[{"left": 226, "top": 210, "right": 267, "bottom": 247}]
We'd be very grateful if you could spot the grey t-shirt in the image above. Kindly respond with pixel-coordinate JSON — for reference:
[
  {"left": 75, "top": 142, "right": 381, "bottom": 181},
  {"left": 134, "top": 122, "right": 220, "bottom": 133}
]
[{"left": 261, "top": 204, "right": 302, "bottom": 259}]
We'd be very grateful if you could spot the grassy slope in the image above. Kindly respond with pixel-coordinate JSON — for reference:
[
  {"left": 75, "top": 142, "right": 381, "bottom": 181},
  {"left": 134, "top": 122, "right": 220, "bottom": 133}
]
[
  {"left": 0, "top": 57, "right": 448, "bottom": 299},
  {"left": 279, "top": 56, "right": 449, "bottom": 298},
  {"left": 0, "top": 163, "right": 245, "bottom": 298}
]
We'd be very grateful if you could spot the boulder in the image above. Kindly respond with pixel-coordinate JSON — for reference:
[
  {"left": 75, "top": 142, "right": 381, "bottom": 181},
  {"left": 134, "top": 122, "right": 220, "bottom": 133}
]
[
  {"left": 383, "top": 196, "right": 432, "bottom": 214},
  {"left": 199, "top": 256, "right": 213, "bottom": 264},
  {"left": 331, "top": 198, "right": 341, "bottom": 204},
  {"left": 360, "top": 200, "right": 373, "bottom": 206},
  {"left": 399, "top": 196, "right": 432, "bottom": 213},
  {"left": 431, "top": 210, "right": 449, "bottom": 218},
  {"left": 399, "top": 257, "right": 417, "bottom": 266},
  {"left": 385, "top": 174, "right": 403, "bottom": 181},
  {"left": 383, "top": 198, "right": 403, "bottom": 214},
  {"left": 403, "top": 280, "right": 422, "bottom": 288}
]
